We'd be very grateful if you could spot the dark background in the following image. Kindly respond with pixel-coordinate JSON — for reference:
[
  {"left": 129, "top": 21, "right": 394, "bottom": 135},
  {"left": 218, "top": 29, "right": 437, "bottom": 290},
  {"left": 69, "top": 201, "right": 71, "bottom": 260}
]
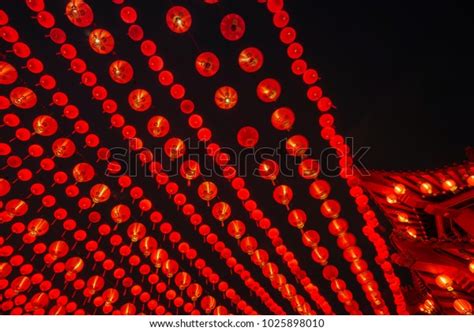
[{"left": 1, "top": 0, "right": 472, "bottom": 315}]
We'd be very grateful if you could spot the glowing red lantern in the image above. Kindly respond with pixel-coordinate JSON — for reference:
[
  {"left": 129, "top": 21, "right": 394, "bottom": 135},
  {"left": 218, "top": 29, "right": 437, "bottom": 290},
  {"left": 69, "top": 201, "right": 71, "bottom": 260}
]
[
  {"left": 220, "top": 14, "right": 245, "bottom": 41},
  {"left": 89, "top": 29, "right": 114, "bottom": 54},
  {"left": 10, "top": 87, "right": 37, "bottom": 109},
  {"left": 164, "top": 137, "right": 186, "bottom": 160},
  {"left": 27, "top": 218, "right": 49, "bottom": 237},
  {"left": 271, "top": 107, "right": 295, "bottom": 131},
  {"left": 240, "top": 236, "right": 258, "bottom": 255},
  {"left": 166, "top": 6, "right": 192, "bottom": 33},
  {"left": 110, "top": 204, "right": 131, "bottom": 225},
  {"left": 298, "top": 159, "right": 320, "bottom": 179},
  {"left": 162, "top": 259, "right": 179, "bottom": 279},
  {"left": 238, "top": 47, "right": 263, "bottom": 73},
  {"left": 0, "top": 61, "right": 18, "bottom": 85},
  {"left": 211, "top": 201, "right": 231, "bottom": 224},
  {"left": 66, "top": 1, "right": 93, "bottom": 27},
  {"left": 309, "top": 180, "right": 331, "bottom": 200},
  {"left": 147, "top": 115, "right": 170, "bottom": 138},
  {"left": 174, "top": 272, "right": 191, "bottom": 290},
  {"left": 52, "top": 138, "right": 76, "bottom": 158},
  {"left": 186, "top": 283, "right": 203, "bottom": 301},
  {"left": 273, "top": 185, "right": 293, "bottom": 209},
  {"left": 109, "top": 60, "right": 134, "bottom": 84},
  {"left": 197, "top": 181, "right": 218, "bottom": 205},
  {"left": 286, "top": 135, "right": 309, "bottom": 157},
  {"left": 321, "top": 200, "right": 341, "bottom": 219},
  {"left": 257, "top": 78, "right": 281, "bottom": 103},
  {"left": 258, "top": 159, "right": 279, "bottom": 183},
  {"left": 32, "top": 115, "right": 58, "bottom": 136},
  {"left": 72, "top": 163, "right": 95, "bottom": 183},
  {"left": 127, "top": 223, "right": 146, "bottom": 242},
  {"left": 180, "top": 160, "right": 200, "bottom": 185},
  {"left": 128, "top": 89, "right": 152, "bottom": 112},
  {"left": 237, "top": 126, "right": 259, "bottom": 148},
  {"left": 288, "top": 209, "right": 307, "bottom": 229},
  {"left": 195, "top": 52, "right": 220, "bottom": 77},
  {"left": 215, "top": 86, "right": 238, "bottom": 110},
  {"left": 227, "top": 220, "right": 246, "bottom": 240},
  {"left": 150, "top": 249, "right": 168, "bottom": 268}
]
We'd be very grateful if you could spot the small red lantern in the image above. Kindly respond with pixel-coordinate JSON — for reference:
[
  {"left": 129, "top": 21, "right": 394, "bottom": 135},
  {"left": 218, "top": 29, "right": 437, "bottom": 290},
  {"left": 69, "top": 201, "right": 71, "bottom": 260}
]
[
  {"left": 220, "top": 14, "right": 245, "bottom": 41},
  {"left": 257, "top": 78, "right": 281, "bottom": 103},
  {"left": 89, "top": 29, "right": 115, "bottom": 55},
  {"left": 238, "top": 47, "right": 263, "bottom": 73},
  {"left": 109, "top": 60, "right": 134, "bottom": 84},
  {"left": 128, "top": 89, "right": 152, "bottom": 112},
  {"left": 195, "top": 52, "right": 220, "bottom": 77},
  {"left": 166, "top": 6, "right": 192, "bottom": 33},
  {"left": 237, "top": 126, "right": 259, "bottom": 148},
  {"left": 215, "top": 86, "right": 238, "bottom": 110},
  {"left": 147, "top": 115, "right": 170, "bottom": 138}
]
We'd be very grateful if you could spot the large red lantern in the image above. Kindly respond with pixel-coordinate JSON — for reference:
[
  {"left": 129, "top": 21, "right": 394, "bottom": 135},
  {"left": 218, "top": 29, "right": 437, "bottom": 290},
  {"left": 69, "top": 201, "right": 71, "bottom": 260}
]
[
  {"left": 164, "top": 137, "right": 186, "bottom": 160},
  {"left": 174, "top": 272, "right": 191, "bottom": 291},
  {"left": 162, "top": 259, "right": 179, "bottom": 279},
  {"left": 179, "top": 160, "right": 200, "bottom": 185},
  {"left": 298, "top": 159, "right": 320, "bottom": 179},
  {"left": 220, "top": 13, "right": 245, "bottom": 41},
  {"left": 258, "top": 159, "right": 279, "bottom": 183},
  {"left": 288, "top": 209, "right": 307, "bottom": 229},
  {"left": 166, "top": 6, "right": 192, "bottom": 33},
  {"left": 66, "top": 1, "right": 93, "bottom": 27},
  {"left": 89, "top": 29, "right": 115, "bottom": 54},
  {"left": 227, "top": 220, "right": 246, "bottom": 240},
  {"left": 321, "top": 200, "right": 341, "bottom": 219},
  {"left": 286, "top": 135, "right": 309, "bottom": 157},
  {"left": 10, "top": 87, "right": 37, "bottom": 109},
  {"left": 127, "top": 223, "right": 146, "bottom": 242},
  {"left": 72, "top": 163, "right": 95, "bottom": 183},
  {"left": 273, "top": 185, "right": 293, "bottom": 210},
  {"left": 240, "top": 236, "right": 258, "bottom": 255},
  {"left": 150, "top": 249, "right": 168, "bottom": 268},
  {"left": 109, "top": 60, "right": 134, "bottom": 84},
  {"left": 110, "top": 204, "right": 131, "bottom": 225},
  {"left": 32, "top": 115, "right": 58, "bottom": 136},
  {"left": 128, "top": 89, "right": 152, "bottom": 112},
  {"left": 52, "top": 138, "right": 76, "bottom": 158},
  {"left": 147, "top": 115, "right": 170, "bottom": 138},
  {"left": 197, "top": 181, "right": 218, "bottom": 206},
  {"left": 27, "top": 218, "right": 49, "bottom": 237},
  {"left": 309, "top": 180, "right": 331, "bottom": 200},
  {"left": 211, "top": 201, "right": 231, "bottom": 224},
  {"left": 257, "top": 78, "right": 281, "bottom": 103},
  {"left": 271, "top": 107, "right": 295, "bottom": 131},
  {"left": 237, "top": 126, "right": 259, "bottom": 148},
  {"left": 238, "top": 47, "right": 263, "bottom": 73},
  {"left": 215, "top": 86, "right": 238, "bottom": 110},
  {"left": 195, "top": 52, "right": 220, "bottom": 77},
  {"left": 186, "top": 283, "right": 203, "bottom": 301},
  {"left": 0, "top": 61, "right": 18, "bottom": 85}
]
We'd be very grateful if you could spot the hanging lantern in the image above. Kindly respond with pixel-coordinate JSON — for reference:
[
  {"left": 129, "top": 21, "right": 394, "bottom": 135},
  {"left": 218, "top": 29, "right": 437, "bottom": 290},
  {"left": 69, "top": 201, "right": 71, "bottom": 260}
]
[
  {"left": 102, "top": 288, "right": 119, "bottom": 306},
  {"left": 257, "top": 78, "right": 281, "bottom": 103},
  {"left": 89, "top": 184, "right": 111, "bottom": 204},
  {"left": 227, "top": 220, "right": 246, "bottom": 240},
  {"left": 393, "top": 183, "right": 407, "bottom": 195},
  {"left": 240, "top": 236, "right": 257, "bottom": 255},
  {"left": 166, "top": 6, "right": 192, "bottom": 33},
  {"left": 311, "top": 246, "right": 329, "bottom": 265},
  {"left": 419, "top": 182, "right": 433, "bottom": 195},
  {"left": 161, "top": 259, "right": 179, "bottom": 279},
  {"left": 66, "top": 1, "right": 94, "bottom": 27},
  {"left": 262, "top": 262, "right": 279, "bottom": 279},
  {"left": 258, "top": 159, "right": 279, "bottom": 183},
  {"left": 214, "top": 306, "right": 228, "bottom": 315},
  {"left": 442, "top": 179, "right": 457, "bottom": 192},
  {"left": 215, "top": 86, "right": 238, "bottom": 110},
  {"left": 0, "top": 178, "right": 11, "bottom": 197},
  {"left": 299, "top": 159, "right": 320, "bottom": 179},
  {"left": 10, "top": 87, "right": 37, "bottom": 109},
  {"left": 211, "top": 201, "right": 231, "bottom": 224},
  {"left": 0, "top": 61, "right": 18, "bottom": 85},
  {"left": 237, "top": 126, "right": 259, "bottom": 148},
  {"left": 147, "top": 115, "right": 170, "bottom": 138},
  {"left": 320, "top": 200, "right": 341, "bottom": 219},
  {"left": 127, "top": 223, "right": 146, "bottom": 242},
  {"left": 220, "top": 13, "right": 245, "bottom": 41},
  {"left": 179, "top": 160, "right": 200, "bottom": 185},
  {"left": 109, "top": 60, "right": 134, "bottom": 84},
  {"left": 65, "top": 257, "right": 84, "bottom": 275},
  {"left": 435, "top": 274, "right": 454, "bottom": 291},
  {"left": 32, "top": 115, "right": 58, "bottom": 136},
  {"left": 453, "top": 299, "right": 472, "bottom": 315},
  {"left": 5, "top": 199, "right": 28, "bottom": 217},
  {"left": 72, "top": 163, "right": 95, "bottom": 183},
  {"left": 198, "top": 181, "right": 218, "bottom": 206},
  {"left": 281, "top": 283, "right": 296, "bottom": 300},
  {"left": 302, "top": 230, "right": 320, "bottom": 248},
  {"left": 49, "top": 240, "right": 69, "bottom": 260},
  {"left": 110, "top": 204, "right": 131, "bottom": 225},
  {"left": 195, "top": 52, "right": 220, "bottom": 77},
  {"left": 174, "top": 272, "right": 191, "bottom": 291},
  {"left": 164, "top": 137, "right": 186, "bottom": 160},
  {"left": 271, "top": 107, "right": 295, "bottom": 131},
  {"left": 251, "top": 249, "right": 269, "bottom": 267},
  {"left": 288, "top": 209, "right": 307, "bottom": 229},
  {"left": 128, "top": 89, "right": 152, "bottom": 112},
  {"left": 52, "top": 138, "right": 76, "bottom": 158},
  {"left": 186, "top": 283, "right": 203, "bottom": 302},
  {"left": 150, "top": 249, "right": 168, "bottom": 268},
  {"left": 27, "top": 218, "right": 49, "bottom": 237},
  {"left": 89, "top": 29, "right": 115, "bottom": 54},
  {"left": 273, "top": 185, "right": 293, "bottom": 210},
  {"left": 286, "top": 135, "right": 309, "bottom": 157},
  {"left": 309, "top": 180, "right": 331, "bottom": 200},
  {"left": 238, "top": 47, "right": 263, "bottom": 73},
  {"left": 139, "top": 237, "right": 158, "bottom": 257}
]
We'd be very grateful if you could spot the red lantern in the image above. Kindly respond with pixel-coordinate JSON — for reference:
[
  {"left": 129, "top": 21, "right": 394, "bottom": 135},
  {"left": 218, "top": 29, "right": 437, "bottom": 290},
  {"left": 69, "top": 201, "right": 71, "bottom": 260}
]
[
  {"left": 311, "top": 246, "right": 329, "bottom": 265},
  {"left": 273, "top": 185, "right": 293, "bottom": 209},
  {"left": 128, "top": 89, "right": 152, "bottom": 112},
  {"left": 127, "top": 223, "right": 146, "bottom": 242},
  {"left": 195, "top": 52, "right": 220, "bottom": 77},
  {"left": 147, "top": 115, "right": 170, "bottom": 138},
  {"left": 321, "top": 200, "right": 341, "bottom": 219},
  {"left": 166, "top": 6, "right": 192, "bottom": 33},
  {"left": 52, "top": 138, "right": 76, "bottom": 158},
  {"left": 257, "top": 78, "right": 281, "bottom": 103},
  {"left": 110, "top": 204, "right": 131, "bottom": 225},
  {"left": 109, "top": 60, "right": 134, "bottom": 84},
  {"left": 174, "top": 272, "right": 191, "bottom": 290},
  {"left": 271, "top": 107, "right": 295, "bottom": 131},
  {"left": 162, "top": 259, "right": 179, "bottom": 279},
  {"left": 286, "top": 135, "right": 309, "bottom": 157},
  {"left": 197, "top": 181, "right": 218, "bottom": 205},
  {"left": 66, "top": 1, "right": 93, "bottom": 27},
  {"left": 237, "top": 126, "right": 259, "bottom": 148},
  {"left": 288, "top": 209, "right": 307, "bottom": 229},
  {"left": 220, "top": 14, "right": 245, "bottom": 41},
  {"left": 0, "top": 61, "right": 18, "bottom": 85},
  {"left": 211, "top": 201, "right": 231, "bottom": 224},
  {"left": 27, "top": 218, "right": 49, "bottom": 237},
  {"left": 32, "top": 115, "right": 58, "bottom": 136},
  {"left": 302, "top": 230, "right": 320, "bottom": 248},
  {"left": 164, "top": 137, "right": 186, "bottom": 160},
  {"left": 309, "top": 180, "right": 331, "bottom": 200},
  {"left": 258, "top": 159, "right": 279, "bottom": 183},
  {"left": 238, "top": 47, "right": 263, "bottom": 73},
  {"left": 215, "top": 86, "right": 238, "bottom": 110},
  {"left": 240, "top": 236, "right": 258, "bottom": 255},
  {"left": 186, "top": 283, "right": 202, "bottom": 301},
  {"left": 227, "top": 220, "right": 246, "bottom": 240},
  {"left": 298, "top": 159, "right": 320, "bottom": 179},
  {"left": 139, "top": 237, "right": 157, "bottom": 257},
  {"left": 72, "top": 163, "right": 95, "bottom": 183},
  {"left": 150, "top": 249, "right": 168, "bottom": 268},
  {"left": 179, "top": 160, "right": 200, "bottom": 185},
  {"left": 89, "top": 29, "right": 114, "bottom": 54},
  {"left": 10, "top": 87, "right": 37, "bottom": 109}
]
